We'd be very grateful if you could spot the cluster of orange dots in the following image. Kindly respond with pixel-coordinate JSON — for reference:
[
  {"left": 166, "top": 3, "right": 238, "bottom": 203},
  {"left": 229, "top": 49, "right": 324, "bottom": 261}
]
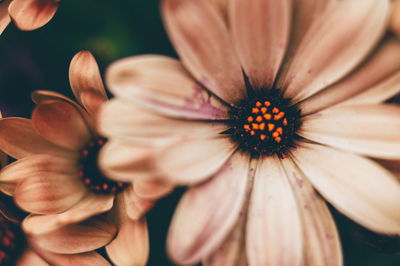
[{"left": 242, "top": 101, "right": 288, "bottom": 143}]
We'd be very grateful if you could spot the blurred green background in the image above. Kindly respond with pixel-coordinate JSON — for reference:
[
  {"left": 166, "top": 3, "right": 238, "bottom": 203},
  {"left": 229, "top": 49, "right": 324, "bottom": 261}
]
[{"left": 1, "top": 1, "right": 400, "bottom": 265}]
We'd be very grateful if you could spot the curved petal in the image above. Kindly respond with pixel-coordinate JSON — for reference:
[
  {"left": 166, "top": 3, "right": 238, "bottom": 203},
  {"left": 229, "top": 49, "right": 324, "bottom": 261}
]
[
  {"left": 29, "top": 250, "right": 110, "bottom": 266},
  {"left": 156, "top": 137, "right": 237, "bottom": 184},
  {"left": 229, "top": 0, "right": 291, "bottom": 90},
  {"left": 80, "top": 90, "right": 105, "bottom": 116},
  {"left": 22, "top": 194, "right": 114, "bottom": 235},
  {"left": 133, "top": 178, "right": 174, "bottom": 200},
  {"left": 0, "top": 118, "right": 73, "bottom": 159},
  {"left": 15, "top": 172, "right": 86, "bottom": 214},
  {"left": 167, "top": 152, "right": 250, "bottom": 264},
  {"left": 246, "top": 156, "right": 303, "bottom": 266},
  {"left": 9, "top": 0, "right": 58, "bottom": 31},
  {"left": 281, "top": 158, "right": 343, "bottom": 266},
  {"left": 300, "top": 37, "right": 400, "bottom": 115},
  {"left": 32, "top": 100, "right": 91, "bottom": 151},
  {"left": 122, "top": 186, "right": 154, "bottom": 221},
  {"left": 292, "top": 143, "right": 400, "bottom": 235},
  {"left": 300, "top": 104, "right": 400, "bottom": 159},
  {"left": 106, "top": 55, "right": 229, "bottom": 120},
  {"left": 279, "top": 0, "right": 389, "bottom": 103},
  {"left": 69, "top": 50, "right": 107, "bottom": 107},
  {"left": 390, "top": 0, "right": 400, "bottom": 37},
  {"left": 17, "top": 249, "right": 49, "bottom": 266},
  {"left": 162, "top": 0, "right": 246, "bottom": 105},
  {"left": 30, "top": 216, "right": 117, "bottom": 254},
  {"left": 0, "top": 0, "right": 11, "bottom": 35}
]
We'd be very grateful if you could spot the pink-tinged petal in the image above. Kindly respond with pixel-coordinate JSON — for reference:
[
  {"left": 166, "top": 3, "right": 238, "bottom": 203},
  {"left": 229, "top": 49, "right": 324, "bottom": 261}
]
[
  {"left": 300, "top": 104, "right": 400, "bottom": 159},
  {"left": 134, "top": 178, "right": 174, "bottom": 200},
  {"left": 300, "top": 37, "right": 400, "bottom": 115},
  {"left": 23, "top": 194, "right": 114, "bottom": 235},
  {"left": 229, "top": 0, "right": 291, "bottom": 90},
  {"left": 390, "top": 0, "right": 400, "bottom": 37},
  {"left": 99, "top": 99, "right": 227, "bottom": 143},
  {"left": 122, "top": 186, "right": 154, "bottom": 221},
  {"left": 246, "top": 156, "right": 303, "bottom": 266},
  {"left": 157, "top": 137, "right": 237, "bottom": 184},
  {"left": 32, "top": 100, "right": 91, "bottom": 151},
  {"left": 80, "top": 90, "right": 105, "bottom": 116},
  {"left": 167, "top": 152, "right": 250, "bottom": 264},
  {"left": 31, "top": 250, "right": 111, "bottom": 266},
  {"left": 15, "top": 172, "right": 86, "bottom": 214},
  {"left": 0, "top": 118, "right": 73, "bottom": 159},
  {"left": 281, "top": 158, "right": 343, "bottom": 266},
  {"left": 69, "top": 50, "right": 107, "bottom": 106},
  {"left": 279, "top": 0, "right": 389, "bottom": 103},
  {"left": 106, "top": 194, "right": 149, "bottom": 266},
  {"left": 9, "top": 0, "right": 58, "bottom": 31},
  {"left": 292, "top": 143, "right": 400, "bottom": 235},
  {"left": 17, "top": 249, "right": 49, "bottom": 266},
  {"left": 0, "top": 154, "right": 76, "bottom": 196},
  {"left": 162, "top": 0, "right": 246, "bottom": 105},
  {"left": 31, "top": 216, "right": 117, "bottom": 254},
  {"left": 210, "top": 0, "right": 229, "bottom": 21},
  {"left": 105, "top": 55, "right": 229, "bottom": 120},
  {"left": 0, "top": 0, "right": 11, "bottom": 35}
]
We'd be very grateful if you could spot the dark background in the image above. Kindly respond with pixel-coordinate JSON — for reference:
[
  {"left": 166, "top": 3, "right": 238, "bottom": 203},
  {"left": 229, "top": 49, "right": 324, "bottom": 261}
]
[{"left": 1, "top": 1, "right": 400, "bottom": 265}]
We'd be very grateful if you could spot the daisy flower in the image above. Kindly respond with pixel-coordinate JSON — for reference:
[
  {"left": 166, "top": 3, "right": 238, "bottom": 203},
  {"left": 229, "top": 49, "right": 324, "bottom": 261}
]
[
  {"left": 0, "top": 0, "right": 60, "bottom": 35},
  {"left": 99, "top": 0, "right": 400, "bottom": 265},
  {"left": 0, "top": 50, "right": 151, "bottom": 265}
]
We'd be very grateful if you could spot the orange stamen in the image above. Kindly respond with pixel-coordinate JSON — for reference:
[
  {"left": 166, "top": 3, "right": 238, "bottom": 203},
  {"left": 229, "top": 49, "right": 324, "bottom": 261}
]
[
  {"left": 256, "top": 116, "right": 263, "bottom": 122},
  {"left": 247, "top": 116, "right": 254, "bottom": 122},
  {"left": 250, "top": 130, "right": 255, "bottom": 136},
  {"left": 259, "top": 123, "right": 266, "bottom": 130},
  {"left": 264, "top": 101, "right": 271, "bottom": 106},
  {"left": 268, "top": 123, "right": 275, "bottom": 131},
  {"left": 244, "top": 124, "right": 251, "bottom": 131},
  {"left": 276, "top": 127, "right": 283, "bottom": 134},
  {"left": 272, "top": 107, "right": 279, "bottom": 114},
  {"left": 261, "top": 107, "right": 267, "bottom": 113},
  {"left": 256, "top": 101, "right": 262, "bottom": 107},
  {"left": 283, "top": 118, "right": 288, "bottom": 126},
  {"left": 275, "top": 137, "right": 281, "bottom": 143},
  {"left": 264, "top": 114, "right": 272, "bottom": 120},
  {"left": 252, "top": 123, "right": 259, "bottom": 130},
  {"left": 252, "top": 108, "right": 259, "bottom": 114},
  {"left": 272, "top": 132, "right": 279, "bottom": 138},
  {"left": 260, "top": 134, "right": 266, "bottom": 140}
]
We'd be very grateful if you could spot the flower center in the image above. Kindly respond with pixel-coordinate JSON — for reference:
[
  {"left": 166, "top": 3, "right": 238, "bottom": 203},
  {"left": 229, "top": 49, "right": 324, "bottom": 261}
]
[
  {"left": 78, "top": 137, "right": 128, "bottom": 194},
  {"left": 227, "top": 89, "right": 301, "bottom": 157},
  {"left": 0, "top": 215, "right": 25, "bottom": 265}
]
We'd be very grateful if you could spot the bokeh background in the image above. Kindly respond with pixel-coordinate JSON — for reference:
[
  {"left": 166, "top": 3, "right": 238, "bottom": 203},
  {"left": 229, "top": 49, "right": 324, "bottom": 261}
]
[{"left": 1, "top": 1, "right": 400, "bottom": 265}]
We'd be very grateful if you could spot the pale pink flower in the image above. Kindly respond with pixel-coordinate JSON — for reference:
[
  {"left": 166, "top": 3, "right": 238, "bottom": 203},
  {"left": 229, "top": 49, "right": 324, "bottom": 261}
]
[
  {"left": 100, "top": 0, "right": 400, "bottom": 265},
  {"left": 0, "top": 51, "right": 151, "bottom": 265}
]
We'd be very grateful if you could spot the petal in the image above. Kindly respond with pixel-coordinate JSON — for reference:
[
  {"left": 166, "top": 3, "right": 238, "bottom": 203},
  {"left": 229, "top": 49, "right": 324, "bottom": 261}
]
[
  {"left": 292, "top": 143, "right": 400, "bottom": 235},
  {"left": 122, "top": 186, "right": 154, "bottom": 221},
  {"left": 279, "top": 0, "right": 389, "bottom": 103},
  {"left": 229, "top": 0, "right": 291, "bottom": 90},
  {"left": 99, "top": 99, "right": 227, "bottom": 143},
  {"left": 300, "top": 37, "right": 400, "bottom": 115},
  {"left": 23, "top": 194, "right": 114, "bottom": 235},
  {"left": 80, "top": 90, "right": 105, "bottom": 116},
  {"left": 300, "top": 104, "right": 400, "bottom": 159},
  {"left": 390, "top": 0, "right": 400, "bottom": 37},
  {"left": 0, "top": 118, "right": 73, "bottom": 159},
  {"left": 17, "top": 249, "right": 49, "bottom": 266},
  {"left": 29, "top": 250, "right": 110, "bottom": 266},
  {"left": 15, "top": 172, "right": 86, "bottom": 214},
  {"left": 9, "top": 0, "right": 58, "bottom": 31},
  {"left": 157, "top": 137, "right": 237, "bottom": 184},
  {"left": 32, "top": 100, "right": 91, "bottom": 151},
  {"left": 281, "top": 158, "right": 343, "bottom": 266},
  {"left": 167, "top": 152, "right": 250, "bottom": 264},
  {"left": 246, "top": 156, "right": 303, "bottom": 266},
  {"left": 0, "top": 0, "right": 11, "bottom": 35},
  {"left": 69, "top": 50, "right": 107, "bottom": 107},
  {"left": 105, "top": 55, "right": 229, "bottom": 120},
  {"left": 162, "top": 0, "right": 246, "bottom": 104},
  {"left": 133, "top": 178, "right": 174, "bottom": 200},
  {"left": 30, "top": 216, "right": 117, "bottom": 254}
]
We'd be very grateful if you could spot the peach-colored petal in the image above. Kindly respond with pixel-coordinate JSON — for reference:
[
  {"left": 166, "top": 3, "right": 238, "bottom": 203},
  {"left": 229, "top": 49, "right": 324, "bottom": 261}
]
[
  {"left": 210, "top": 0, "right": 229, "bottom": 21},
  {"left": 292, "top": 143, "right": 400, "bottom": 235},
  {"left": 279, "top": 0, "right": 389, "bottom": 103},
  {"left": 15, "top": 172, "right": 86, "bottom": 214},
  {"left": 162, "top": 0, "right": 246, "bottom": 105},
  {"left": 390, "top": 0, "right": 400, "bottom": 37},
  {"left": 31, "top": 216, "right": 117, "bottom": 254},
  {"left": 167, "top": 152, "right": 250, "bottom": 264},
  {"left": 23, "top": 194, "right": 114, "bottom": 235},
  {"left": 0, "top": 154, "right": 76, "bottom": 196},
  {"left": 106, "top": 194, "right": 149, "bottom": 266},
  {"left": 300, "top": 104, "right": 400, "bottom": 159},
  {"left": 246, "top": 156, "right": 303, "bottom": 266},
  {"left": 17, "top": 249, "right": 49, "bottom": 266},
  {"left": 9, "top": 0, "right": 58, "bottom": 31},
  {"left": 134, "top": 178, "right": 174, "bottom": 200},
  {"left": 0, "top": 0, "right": 11, "bottom": 35},
  {"left": 105, "top": 55, "right": 229, "bottom": 120},
  {"left": 122, "top": 186, "right": 154, "bottom": 221},
  {"left": 100, "top": 99, "right": 227, "bottom": 143},
  {"left": 157, "top": 137, "right": 237, "bottom": 184},
  {"left": 32, "top": 100, "right": 91, "bottom": 151},
  {"left": 229, "top": 0, "right": 291, "bottom": 90},
  {"left": 0, "top": 117, "right": 73, "bottom": 159},
  {"left": 31, "top": 250, "right": 111, "bottom": 266},
  {"left": 69, "top": 50, "right": 107, "bottom": 107},
  {"left": 80, "top": 90, "right": 105, "bottom": 116},
  {"left": 300, "top": 37, "right": 400, "bottom": 115},
  {"left": 281, "top": 158, "right": 343, "bottom": 266}
]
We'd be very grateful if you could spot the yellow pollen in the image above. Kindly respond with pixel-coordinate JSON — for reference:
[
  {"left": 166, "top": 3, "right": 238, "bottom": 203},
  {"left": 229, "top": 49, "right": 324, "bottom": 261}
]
[
  {"left": 260, "top": 134, "right": 266, "bottom": 140},
  {"left": 264, "top": 101, "right": 271, "bottom": 106},
  {"left": 259, "top": 123, "right": 266, "bottom": 130},
  {"left": 272, "top": 132, "right": 279, "bottom": 138},
  {"left": 256, "top": 116, "right": 263, "bottom": 122},
  {"left": 250, "top": 130, "right": 255, "bottom": 136},
  {"left": 283, "top": 118, "right": 288, "bottom": 126},
  {"left": 252, "top": 108, "right": 259, "bottom": 114},
  {"left": 272, "top": 107, "right": 279, "bottom": 114},
  {"left": 248, "top": 116, "right": 254, "bottom": 122},
  {"left": 256, "top": 101, "right": 262, "bottom": 107},
  {"left": 268, "top": 123, "right": 275, "bottom": 131},
  {"left": 261, "top": 107, "right": 267, "bottom": 113},
  {"left": 264, "top": 114, "right": 272, "bottom": 120},
  {"left": 244, "top": 124, "right": 251, "bottom": 131},
  {"left": 276, "top": 127, "right": 283, "bottom": 134},
  {"left": 275, "top": 137, "right": 282, "bottom": 143},
  {"left": 252, "top": 123, "right": 259, "bottom": 130}
]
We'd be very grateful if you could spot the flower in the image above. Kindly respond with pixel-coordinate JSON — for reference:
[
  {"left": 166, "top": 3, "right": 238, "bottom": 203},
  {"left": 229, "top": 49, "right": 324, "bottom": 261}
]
[
  {"left": 99, "top": 0, "right": 400, "bottom": 265},
  {"left": 390, "top": 0, "right": 400, "bottom": 37},
  {"left": 0, "top": 50, "right": 152, "bottom": 265},
  {"left": 0, "top": 0, "right": 60, "bottom": 35}
]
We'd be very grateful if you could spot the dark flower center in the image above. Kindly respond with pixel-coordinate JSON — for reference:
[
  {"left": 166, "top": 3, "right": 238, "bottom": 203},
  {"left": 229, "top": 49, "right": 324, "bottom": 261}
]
[
  {"left": 227, "top": 88, "right": 301, "bottom": 157},
  {"left": 78, "top": 137, "right": 128, "bottom": 194},
  {"left": 0, "top": 215, "right": 25, "bottom": 265}
]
